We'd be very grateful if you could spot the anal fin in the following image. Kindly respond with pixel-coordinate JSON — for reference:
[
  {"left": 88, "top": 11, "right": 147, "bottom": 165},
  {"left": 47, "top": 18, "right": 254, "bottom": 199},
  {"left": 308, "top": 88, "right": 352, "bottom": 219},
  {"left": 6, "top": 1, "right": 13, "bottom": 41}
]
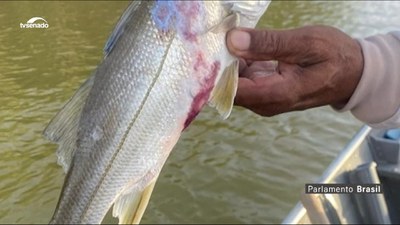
[{"left": 113, "top": 177, "right": 158, "bottom": 224}]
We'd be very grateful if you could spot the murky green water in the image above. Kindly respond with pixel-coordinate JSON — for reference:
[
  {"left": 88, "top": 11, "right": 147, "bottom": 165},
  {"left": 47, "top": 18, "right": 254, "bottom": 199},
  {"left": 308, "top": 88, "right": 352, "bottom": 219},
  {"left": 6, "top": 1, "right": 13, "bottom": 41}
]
[{"left": 0, "top": 1, "right": 399, "bottom": 224}]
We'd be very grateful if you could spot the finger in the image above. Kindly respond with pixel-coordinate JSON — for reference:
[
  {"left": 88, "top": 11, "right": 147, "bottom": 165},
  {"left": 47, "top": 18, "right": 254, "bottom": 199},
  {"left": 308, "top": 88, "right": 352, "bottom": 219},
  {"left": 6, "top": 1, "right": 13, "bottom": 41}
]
[
  {"left": 238, "top": 58, "right": 248, "bottom": 75},
  {"left": 234, "top": 77, "right": 261, "bottom": 107},
  {"left": 227, "top": 27, "right": 311, "bottom": 63},
  {"left": 234, "top": 73, "right": 282, "bottom": 107},
  {"left": 251, "top": 61, "right": 277, "bottom": 75},
  {"left": 276, "top": 61, "right": 304, "bottom": 77},
  {"left": 240, "top": 61, "right": 277, "bottom": 79},
  {"left": 234, "top": 77, "right": 256, "bottom": 107}
]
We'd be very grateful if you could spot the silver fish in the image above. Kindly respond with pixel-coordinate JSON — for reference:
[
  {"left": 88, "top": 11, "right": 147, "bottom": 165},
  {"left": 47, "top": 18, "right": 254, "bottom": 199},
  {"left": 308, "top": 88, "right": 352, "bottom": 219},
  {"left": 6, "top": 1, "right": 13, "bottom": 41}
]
[{"left": 44, "top": 1, "right": 270, "bottom": 224}]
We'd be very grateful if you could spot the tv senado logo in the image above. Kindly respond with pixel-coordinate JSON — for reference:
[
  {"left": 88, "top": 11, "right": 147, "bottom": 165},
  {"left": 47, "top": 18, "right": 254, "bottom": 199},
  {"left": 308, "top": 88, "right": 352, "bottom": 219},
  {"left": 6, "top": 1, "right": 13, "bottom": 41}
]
[{"left": 20, "top": 17, "right": 49, "bottom": 29}]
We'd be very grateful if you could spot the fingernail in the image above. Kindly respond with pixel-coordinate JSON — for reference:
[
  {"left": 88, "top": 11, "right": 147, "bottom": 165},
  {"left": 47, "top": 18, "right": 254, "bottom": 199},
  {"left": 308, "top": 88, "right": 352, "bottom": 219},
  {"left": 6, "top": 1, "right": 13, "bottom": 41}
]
[{"left": 230, "top": 30, "right": 251, "bottom": 51}]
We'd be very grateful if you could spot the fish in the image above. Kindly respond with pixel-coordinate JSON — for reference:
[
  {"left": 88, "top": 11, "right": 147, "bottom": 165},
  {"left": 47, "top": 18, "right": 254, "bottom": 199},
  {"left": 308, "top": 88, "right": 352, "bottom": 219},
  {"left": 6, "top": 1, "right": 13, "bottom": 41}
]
[{"left": 44, "top": 1, "right": 270, "bottom": 224}]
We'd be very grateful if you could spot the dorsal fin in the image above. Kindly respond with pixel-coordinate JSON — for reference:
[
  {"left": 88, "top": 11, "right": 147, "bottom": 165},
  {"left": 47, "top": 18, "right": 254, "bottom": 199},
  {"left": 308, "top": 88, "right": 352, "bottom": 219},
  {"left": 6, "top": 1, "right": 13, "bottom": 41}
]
[
  {"left": 43, "top": 74, "right": 95, "bottom": 172},
  {"left": 104, "top": 1, "right": 141, "bottom": 56}
]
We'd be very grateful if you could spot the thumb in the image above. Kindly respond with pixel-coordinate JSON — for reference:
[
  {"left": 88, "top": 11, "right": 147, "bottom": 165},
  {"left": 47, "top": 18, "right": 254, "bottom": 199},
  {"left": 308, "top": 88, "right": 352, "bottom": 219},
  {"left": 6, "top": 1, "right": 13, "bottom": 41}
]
[{"left": 226, "top": 28, "right": 304, "bottom": 63}]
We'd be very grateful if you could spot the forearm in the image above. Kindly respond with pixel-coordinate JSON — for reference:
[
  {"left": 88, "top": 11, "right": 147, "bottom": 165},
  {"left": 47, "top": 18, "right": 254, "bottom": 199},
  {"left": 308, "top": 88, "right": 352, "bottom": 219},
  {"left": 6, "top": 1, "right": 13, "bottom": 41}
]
[{"left": 336, "top": 31, "right": 400, "bottom": 128}]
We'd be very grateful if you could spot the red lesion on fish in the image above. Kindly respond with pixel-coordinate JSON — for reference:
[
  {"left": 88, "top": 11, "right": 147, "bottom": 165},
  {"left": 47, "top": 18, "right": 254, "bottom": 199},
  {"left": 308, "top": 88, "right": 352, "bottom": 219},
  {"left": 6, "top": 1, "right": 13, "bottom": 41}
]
[
  {"left": 193, "top": 52, "right": 207, "bottom": 72},
  {"left": 183, "top": 61, "right": 221, "bottom": 130}
]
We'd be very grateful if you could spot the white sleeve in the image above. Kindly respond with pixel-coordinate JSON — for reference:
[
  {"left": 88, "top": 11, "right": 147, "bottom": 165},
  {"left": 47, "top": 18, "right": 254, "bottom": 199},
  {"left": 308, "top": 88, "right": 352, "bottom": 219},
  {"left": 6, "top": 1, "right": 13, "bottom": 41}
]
[{"left": 335, "top": 31, "right": 400, "bottom": 129}]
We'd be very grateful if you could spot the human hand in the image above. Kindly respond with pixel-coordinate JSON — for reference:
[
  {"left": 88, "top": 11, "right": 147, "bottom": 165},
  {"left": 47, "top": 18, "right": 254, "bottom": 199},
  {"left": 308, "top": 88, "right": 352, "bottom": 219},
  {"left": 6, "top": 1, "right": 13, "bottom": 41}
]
[{"left": 226, "top": 25, "right": 364, "bottom": 116}]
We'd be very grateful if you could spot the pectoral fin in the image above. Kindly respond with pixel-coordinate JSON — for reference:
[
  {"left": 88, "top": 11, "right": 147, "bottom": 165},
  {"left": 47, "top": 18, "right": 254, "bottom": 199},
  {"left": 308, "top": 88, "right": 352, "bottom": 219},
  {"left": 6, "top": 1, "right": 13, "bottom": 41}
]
[
  {"left": 113, "top": 177, "right": 158, "bottom": 224},
  {"left": 208, "top": 60, "right": 239, "bottom": 119}
]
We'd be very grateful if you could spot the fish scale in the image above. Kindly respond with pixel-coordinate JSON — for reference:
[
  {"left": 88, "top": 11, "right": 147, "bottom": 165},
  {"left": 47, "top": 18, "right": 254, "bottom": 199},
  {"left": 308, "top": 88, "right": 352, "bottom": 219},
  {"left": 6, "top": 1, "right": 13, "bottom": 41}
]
[
  {"left": 45, "top": 1, "right": 270, "bottom": 224},
  {"left": 50, "top": 2, "right": 172, "bottom": 222}
]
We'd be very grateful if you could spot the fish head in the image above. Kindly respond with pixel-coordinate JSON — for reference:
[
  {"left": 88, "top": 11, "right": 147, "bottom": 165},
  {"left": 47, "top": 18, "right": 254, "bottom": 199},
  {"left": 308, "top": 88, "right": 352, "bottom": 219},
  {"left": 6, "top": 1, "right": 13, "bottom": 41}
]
[{"left": 222, "top": 0, "right": 271, "bottom": 28}]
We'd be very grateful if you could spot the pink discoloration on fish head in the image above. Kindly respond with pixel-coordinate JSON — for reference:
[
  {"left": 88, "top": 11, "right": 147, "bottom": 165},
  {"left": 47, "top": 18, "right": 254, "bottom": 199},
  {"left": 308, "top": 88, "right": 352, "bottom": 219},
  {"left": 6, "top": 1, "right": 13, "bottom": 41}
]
[
  {"left": 174, "top": 1, "right": 204, "bottom": 42},
  {"left": 151, "top": 1, "right": 205, "bottom": 42},
  {"left": 184, "top": 61, "right": 221, "bottom": 130}
]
